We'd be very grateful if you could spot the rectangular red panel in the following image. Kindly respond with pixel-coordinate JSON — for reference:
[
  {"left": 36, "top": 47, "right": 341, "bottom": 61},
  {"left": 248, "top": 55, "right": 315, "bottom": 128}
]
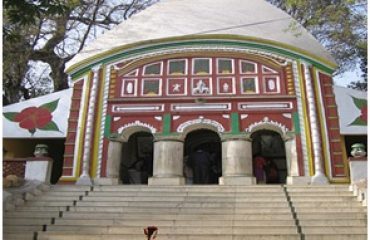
[
  {"left": 62, "top": 168, "right": 73, "bottom": 176},
  {"left": 63, "top": 157, "right": 74, "bottom": 167}
]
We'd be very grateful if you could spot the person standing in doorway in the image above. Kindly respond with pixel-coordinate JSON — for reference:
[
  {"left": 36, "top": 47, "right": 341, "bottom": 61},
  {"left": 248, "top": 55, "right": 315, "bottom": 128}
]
[
  {"left": 190, "top": 147, "right": 212, "bottom": 184},
  {"left": 253, "top": 156, "right": 266, "bottom": 184}
]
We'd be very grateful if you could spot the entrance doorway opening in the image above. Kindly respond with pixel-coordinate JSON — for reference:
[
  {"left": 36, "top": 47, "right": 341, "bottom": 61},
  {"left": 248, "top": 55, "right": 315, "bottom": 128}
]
[
  {"left": 184, "top": 129, "right": 221, "bottom": 185},
  {"left": 120, "top": 132, "right": 153, "bottom": 184},
  {"left": 251, "top": 130, "right": 287, "bottom": 184}
]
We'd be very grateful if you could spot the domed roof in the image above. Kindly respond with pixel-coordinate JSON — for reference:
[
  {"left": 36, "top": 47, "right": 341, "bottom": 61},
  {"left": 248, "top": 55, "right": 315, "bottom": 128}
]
[{"left": 66, "top": 0, "right": 335, "bottom": 72}]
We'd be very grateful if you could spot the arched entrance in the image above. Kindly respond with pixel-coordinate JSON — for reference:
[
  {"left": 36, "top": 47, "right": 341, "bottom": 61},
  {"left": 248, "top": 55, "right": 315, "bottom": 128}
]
[
  {"left": 120, "top": 131, "right": 154, "bottom": 184},
  {"left": 184, "top": 129, "right": 221, "bottom": 184},
  {"left": 251, "top": 130, "right": 287, "bottom": 184}
]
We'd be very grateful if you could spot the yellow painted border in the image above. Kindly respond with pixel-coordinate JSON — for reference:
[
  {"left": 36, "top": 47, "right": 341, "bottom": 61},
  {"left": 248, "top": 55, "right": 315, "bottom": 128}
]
[
  {"left": 296, "top": 60, "right": 314, "bottom": 176},
  {"left": 66, "top": 35, "right": 337, "bottom": 74},
  {"left": 91, "top": 65, "right": 106, "bottom": 178},
  {"left": 340, "top": 136, "right": 350, "bottom": 181},
  {"left": 312, "top": 67, "right": 331, "bottom": 178},
  {"left": 59, "top": 177, "right": 79, "bottom": 182},
  {"left": 75, "top": 72, "right": 93, "bottom": 178},
  {"left": 330, "top": 178, "right": 350, "bottom": 184}
]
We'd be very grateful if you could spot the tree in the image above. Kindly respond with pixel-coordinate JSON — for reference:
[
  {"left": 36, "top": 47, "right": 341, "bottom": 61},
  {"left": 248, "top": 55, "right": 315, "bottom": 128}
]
[
  {"left": 3, "top": 0, "right": 367, "bottom": 104},
  {"left": 268, "top": 0, "right": 367, "bottom": 90},
  {"left": 3, "top": 0, "right": 158, "bottom": 104},
  {"left": 347, "top": 38, "right": 367, "bottom": 91}
]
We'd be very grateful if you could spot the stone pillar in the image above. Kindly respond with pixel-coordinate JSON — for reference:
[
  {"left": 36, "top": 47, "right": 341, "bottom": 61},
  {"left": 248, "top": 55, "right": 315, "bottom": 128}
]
[
  {"left": 77, "top": 65, "right": 101, "bottom": 185},
  {"left": 148, "top": 136, "right": 185, "bottom": 185},
  {"left": 219, "top": 135, "right": 256, "bottom": 185},
  {"left": 303, "top": 63, "right": 328, "bottom": 184},
  {"left": 286, "top": 137, "right": 311, "bottom": 184},
  {"left": 95, "top": 139, "right": 122, "bottom": 185}
]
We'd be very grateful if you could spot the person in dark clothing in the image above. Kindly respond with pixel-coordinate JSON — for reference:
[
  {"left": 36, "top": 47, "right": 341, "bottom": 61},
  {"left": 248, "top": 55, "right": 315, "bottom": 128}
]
[
  {"left": 265, "top": 159, "right": 279, "bottom": 184},
  {"left": 190, "top": 148, "right": 212, "bottom": 184}
]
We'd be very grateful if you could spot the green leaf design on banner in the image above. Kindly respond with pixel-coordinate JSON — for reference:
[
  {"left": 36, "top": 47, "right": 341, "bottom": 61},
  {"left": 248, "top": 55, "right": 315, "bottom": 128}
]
[
  {"left": 39, "top": 121, "right": 60, "bottom": 132},
  {"left": 352, "top": 96, "right": 367, "bottom": 109},
  {"left": 40, "top": 99, "right": 60, "bottom": 113},
  {"left": 3, "top": 112, "right": 18, "bottom": 121},
  {"left": 349, "top": 117, "right": 367, "bottom": 126}
]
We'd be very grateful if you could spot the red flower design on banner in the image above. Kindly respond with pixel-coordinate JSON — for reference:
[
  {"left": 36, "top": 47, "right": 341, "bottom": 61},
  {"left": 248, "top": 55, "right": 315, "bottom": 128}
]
[
  {"left": 14, "top": 107, "right": 52, "bottom": 130},
  {"left": 360, "top": 106, "right": 367, "bottom": 122},
  {"left": 349, "top": 96, "right": 367, "bottom": 126},
  {"left": 3, "top": 99, "right": 60, "bottom": 135}
]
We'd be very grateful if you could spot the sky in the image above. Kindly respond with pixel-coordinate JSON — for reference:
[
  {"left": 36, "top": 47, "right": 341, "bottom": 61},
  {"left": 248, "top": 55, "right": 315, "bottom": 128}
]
[{"left": 333, "top": 66, "right": 363, "bottom": 87}]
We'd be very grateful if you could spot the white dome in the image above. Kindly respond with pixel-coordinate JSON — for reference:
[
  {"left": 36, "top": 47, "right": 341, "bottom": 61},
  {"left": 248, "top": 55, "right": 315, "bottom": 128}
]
[{"left": 66, "top": 0, "right": 335, "bottom": 71}]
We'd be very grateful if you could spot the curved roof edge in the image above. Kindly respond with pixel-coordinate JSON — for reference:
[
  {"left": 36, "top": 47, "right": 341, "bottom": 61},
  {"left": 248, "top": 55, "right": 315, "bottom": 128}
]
[{"left": 66, "top": 35, "right": 337, "bottom": 78}]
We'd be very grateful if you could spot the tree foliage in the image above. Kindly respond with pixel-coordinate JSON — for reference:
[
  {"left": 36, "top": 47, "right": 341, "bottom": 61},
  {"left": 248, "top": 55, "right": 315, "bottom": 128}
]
[
  {"left": 347, "top": 38, "right": 367, "bottom": 91},
  {"left": 3, "top": 0, "right": 367, "bottom": 104},
  {"left": 268, "top": 0, "right": 367, "bottom": 90},
  {"left": 3, "top": 0, "right": 158, "bottom": 104}
]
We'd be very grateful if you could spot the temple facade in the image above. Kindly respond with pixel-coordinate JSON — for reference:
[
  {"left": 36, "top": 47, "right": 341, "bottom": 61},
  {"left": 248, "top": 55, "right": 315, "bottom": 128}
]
[{"left": 5, "top": 0, "right": 366, "bottom": 186}]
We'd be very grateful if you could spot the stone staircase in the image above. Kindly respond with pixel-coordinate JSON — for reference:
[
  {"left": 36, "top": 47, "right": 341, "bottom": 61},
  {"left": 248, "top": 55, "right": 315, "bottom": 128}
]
[
  {"left": 3, "top": 185, "right": 367, "bottom": 240},
  {"left": 285, "top": 185, "right": 367, "bottom": 239}
]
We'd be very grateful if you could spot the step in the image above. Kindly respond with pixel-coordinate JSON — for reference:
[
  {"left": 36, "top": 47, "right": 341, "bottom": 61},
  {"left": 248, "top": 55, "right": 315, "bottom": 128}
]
[
  {"left": 13, "top": 206, "right": 68, "bottom": 211},
  {"left": 294, "top": 207, "right": 366, "bottom": 213},
  {"left": 4, "top": 218, "right": 52, "bottom": 225},
  {"left": 45, "top": 225, "right": 298, "bottom": 234},
  {"left": 37, "top": 232, "right": 301, "bottom": 240},
  {"left": 288, "top": 192, "right": 353, "bottom": 196},
  {"left": 50, "top": 185, "right": 92, "bottom": 191},
  {"left": 75, "top": 201, "right": 289, "bottom": 208},
  {"left": 286, "top": 185, "right": 349, "bottom": 191},
  {"left": 289, "top": 196, "right": 357, "bottom": 202},
  {"left": 3, "top": 225, "right": 43, "bottom": 232},
  {"left": 299, "top": 219, "right": 367, "bottom": 227},
  {"left": 53, "top": 218, "right": 296, "bottom": 227},
  {"left": 3, "top": 232, "right": 35, "bottom": 240},
  {"left": 304, "top": 234, "right": 367, "bottom": 240},
  {"left": 83, "top": 195, "right": 287, "bottom": 201},
  {"left": 4, "top": 211, "right": 60, "bottom": 218},
  {"left": 32, "top": 195, "right": 84, "bottom": 201},
  {"left": 92, "top": 185, "right": 284, "bottom": 192},
  {"left": 302, "top": 226, "right": 367, "bottom": 234},
  {"left": 292, "top": 202, "right": 362, "bottom": 208},
  {"left": 41, "top": 191, "right": 88, "bottom": 197},
  {"left": 23, "top": 201, "right": 76, "bottom": 207},
  {"left": 297, "top": 212, "right": 367, "bottom": 220},
  {"left": 87, "top": 191, "right": 286, "bottom": 198},
  {"left": 62, "top": 212, "right": 295, "bottom": 221},
  {"left": 67, "top": 206, "right": 292, "bottom": 213}
]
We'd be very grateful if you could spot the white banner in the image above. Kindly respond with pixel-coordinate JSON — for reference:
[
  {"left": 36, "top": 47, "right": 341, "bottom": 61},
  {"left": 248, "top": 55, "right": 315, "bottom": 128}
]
[
  {"left": 3, "top": 89, "right": 72, "bottom": 138},
  {"left": 333, "top": 86, "right": 367, "bottom": 135}
]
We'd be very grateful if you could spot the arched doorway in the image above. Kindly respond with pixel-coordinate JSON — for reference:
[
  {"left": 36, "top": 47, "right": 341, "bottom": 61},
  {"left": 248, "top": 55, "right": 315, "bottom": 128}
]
[
  {"left": 120, "top": 131, "right": 153, "bottom": 184},
  {"left": 251, "top": 130, "right": 287, "bottom": 184},
  {"left": 184, "top": 129, "right": 221, "bottom": 184}
]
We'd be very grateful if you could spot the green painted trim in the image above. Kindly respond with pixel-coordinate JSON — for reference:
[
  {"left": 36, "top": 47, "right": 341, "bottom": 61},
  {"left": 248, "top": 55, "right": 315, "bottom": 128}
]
[
  {"left": 163, "top": 114, "right": 172, "bottom": 135},
  {"left": 293, "top": 112, "right": 300, "bottom": 134},
  {"left": 231, "top": 112, "right": 240, "bottom": 134},
  {"left": 104, "top": 115, "right": 112, "bottom": 137},
  {"left": 69, "top": 35, "right": 336, "bottom": 79}
]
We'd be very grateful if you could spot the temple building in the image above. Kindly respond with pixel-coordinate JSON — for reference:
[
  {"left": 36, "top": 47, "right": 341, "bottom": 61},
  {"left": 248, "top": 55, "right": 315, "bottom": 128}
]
[{"left": 3, "top": 0, "right": 367, "bottom": 186}]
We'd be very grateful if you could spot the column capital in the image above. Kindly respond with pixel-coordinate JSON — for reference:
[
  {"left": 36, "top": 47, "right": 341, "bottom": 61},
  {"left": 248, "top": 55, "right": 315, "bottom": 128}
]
[
  {"left": 108, "top": 133, "right": 125, "bottom": 142},
  {"left": 91, "top": 64, "right": 102, "bottom": 73},
  {"left": 282, "top": 131, "right": 296, "bottom": 141},
  {"left": 153, "top": 134, "right": 183, "bottom": 143},
  {"left": 221, "top": 133, "right": 251, "bottom": 142}
]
